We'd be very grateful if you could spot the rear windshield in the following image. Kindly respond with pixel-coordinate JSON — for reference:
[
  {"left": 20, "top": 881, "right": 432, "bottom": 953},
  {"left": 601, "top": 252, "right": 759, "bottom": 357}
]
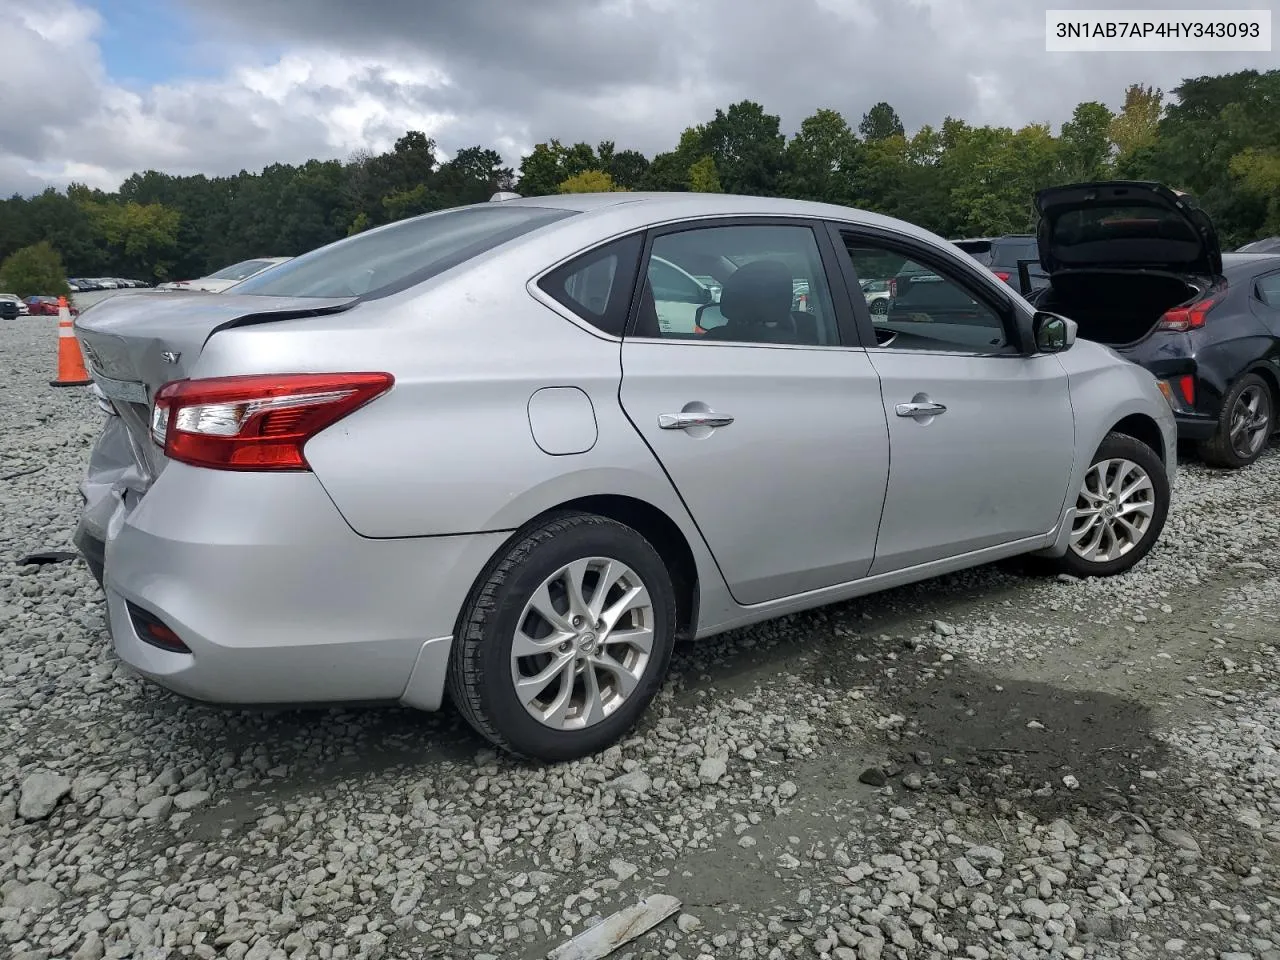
[
  {"left": 1050, "top": 204, "right": 1200, "bottom": 265},
  {"left": 990, "top": 239, "right": 1039, "bottom": 267},
  {"left": 231, "top": 205, "right": 576, "bottom": 299},
  {"left": 207, "top": 259, "right": 277, "bottom": 281},
  {"left": 952, "top": 240, "right": 993, "bottom": 265}
]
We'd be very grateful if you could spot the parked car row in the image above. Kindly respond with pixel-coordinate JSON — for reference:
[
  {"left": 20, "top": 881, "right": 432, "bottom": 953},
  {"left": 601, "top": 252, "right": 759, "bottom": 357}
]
[
  {"left": 69, "top": 278, "right": 151, "bottom": 291},
  {"left": 74, "top": 188, "right": 1179, "bottom": 762}
]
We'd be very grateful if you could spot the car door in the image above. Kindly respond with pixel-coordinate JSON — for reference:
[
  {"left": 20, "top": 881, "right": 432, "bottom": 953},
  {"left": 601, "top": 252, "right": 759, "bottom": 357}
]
[
  {"left": 826, "top": 223, "right": 1077, "bottom": 575},
  {"left": 619, "top": 218, "right": 890, "bottom": 606}
]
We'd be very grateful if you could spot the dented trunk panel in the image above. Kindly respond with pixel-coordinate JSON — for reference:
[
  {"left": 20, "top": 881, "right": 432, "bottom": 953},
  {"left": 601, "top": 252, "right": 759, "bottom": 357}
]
[{"left": 73, "top": 290, "right": 359, "bottom": 485}]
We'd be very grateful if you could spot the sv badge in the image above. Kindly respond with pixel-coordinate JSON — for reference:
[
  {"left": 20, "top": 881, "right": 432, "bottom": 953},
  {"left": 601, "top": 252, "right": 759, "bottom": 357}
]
[{"left": 161, "top": 351, "right": 181, "bottom": 364}]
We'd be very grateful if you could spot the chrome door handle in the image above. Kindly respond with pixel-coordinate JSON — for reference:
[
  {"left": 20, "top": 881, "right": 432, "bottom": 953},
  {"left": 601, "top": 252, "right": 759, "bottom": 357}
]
[
  {"left": 895, "top": 401, "right": 947, "bottom": 418},
  {"left": 658, "top": 412, "right": 734, "bottom": 430}
]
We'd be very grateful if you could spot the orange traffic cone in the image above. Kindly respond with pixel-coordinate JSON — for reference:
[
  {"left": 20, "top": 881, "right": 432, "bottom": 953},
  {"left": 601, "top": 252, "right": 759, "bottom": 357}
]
[{"left": 50, "top": 296, "right": 92, "bottom": 387}]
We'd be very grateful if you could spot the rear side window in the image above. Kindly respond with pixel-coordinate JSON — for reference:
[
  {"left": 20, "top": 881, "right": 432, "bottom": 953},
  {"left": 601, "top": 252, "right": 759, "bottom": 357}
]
[
  {"left": 232, "top": 205, "right": 576, "bottom": 300},
  {"left": 537, "top": 234, "right": 643, "bottom": 337}
]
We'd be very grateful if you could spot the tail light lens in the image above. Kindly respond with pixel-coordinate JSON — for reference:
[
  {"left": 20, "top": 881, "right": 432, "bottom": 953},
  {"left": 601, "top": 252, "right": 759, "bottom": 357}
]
[
  {"left": 1177, "top": 374, "right": 1196, "bottom": 406},
  {"left": 992, "top": 271, "right": 1011, "bottom": 282},
  {"left": 151, "top": 372, "right": 394, "bottom": 471},
  {"left": 1157, "top": 298, "right": 1216, "bottom": 332}
]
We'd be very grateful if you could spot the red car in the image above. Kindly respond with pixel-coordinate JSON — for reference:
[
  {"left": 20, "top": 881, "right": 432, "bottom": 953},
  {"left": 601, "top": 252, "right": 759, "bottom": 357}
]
[{"left": 26, "top": 296, "right": 79, "bottom": 316}]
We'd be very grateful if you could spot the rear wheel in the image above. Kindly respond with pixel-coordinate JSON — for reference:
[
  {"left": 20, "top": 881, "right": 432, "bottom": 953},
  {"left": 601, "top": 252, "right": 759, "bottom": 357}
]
[
  {"left": 1052, "top": 432, "right": 1169, "bottom": 578},
  {"left": 870, "top": 298, "right": 889, "bottom": 316},
  {"left": 1198, "top": 372, "right": 1274, "bottom": 469},
  {"left": 447, "top": 512, "right": 677, "bottom": 762}
]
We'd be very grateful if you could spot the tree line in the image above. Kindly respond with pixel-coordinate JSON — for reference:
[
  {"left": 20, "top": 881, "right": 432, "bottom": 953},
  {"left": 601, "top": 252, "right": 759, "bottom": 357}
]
[{"left": 2, "top": 69, "right": 1277, "bottom": 292}]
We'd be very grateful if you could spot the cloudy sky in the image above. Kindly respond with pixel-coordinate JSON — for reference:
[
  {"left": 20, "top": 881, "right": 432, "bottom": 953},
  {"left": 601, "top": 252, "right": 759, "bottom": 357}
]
[{"left": 1, "top": 0, "right": 1276, "bottom": 196}]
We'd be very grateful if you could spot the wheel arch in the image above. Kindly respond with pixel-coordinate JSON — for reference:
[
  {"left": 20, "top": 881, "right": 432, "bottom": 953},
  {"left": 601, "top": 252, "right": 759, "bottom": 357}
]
[
  {"left": 462, "top": 490, "right": 704, "bottom": 644},
  {"left": 1244, "top": 360, "right": 1280, "bottom": 414},
  {"left": 1108, "top": 412, "right": 1167, "bottom": 464}
]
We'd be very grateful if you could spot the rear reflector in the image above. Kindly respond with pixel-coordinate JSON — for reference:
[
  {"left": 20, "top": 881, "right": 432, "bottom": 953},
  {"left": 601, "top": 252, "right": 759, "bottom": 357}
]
[
  {"left": 152, "top": 372, "right": 395, "bottom": 471},
  {"left": 1177, "top": 374, "right": 1196, "bottom": 406},
  {"left": 1157, "top": 298, "right": 1216, "bottom": 332},
  {"left": 127, "top": 602, "right": 190, "bottom": 653}
]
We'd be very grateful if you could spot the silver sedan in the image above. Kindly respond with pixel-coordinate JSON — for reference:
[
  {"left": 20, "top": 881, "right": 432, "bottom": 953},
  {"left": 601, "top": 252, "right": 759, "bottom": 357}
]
[{"left": 72, "top": 192, "right": 1177, "bottom": 761}]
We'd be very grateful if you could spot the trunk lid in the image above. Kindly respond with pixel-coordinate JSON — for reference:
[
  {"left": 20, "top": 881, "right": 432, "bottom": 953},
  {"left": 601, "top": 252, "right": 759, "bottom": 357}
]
[
  {"left": 1034, "top": 181, "right": 1222, "bottom": 277},
  {"left": 74, "top": 290, "right": 357, "bottom": 481}
]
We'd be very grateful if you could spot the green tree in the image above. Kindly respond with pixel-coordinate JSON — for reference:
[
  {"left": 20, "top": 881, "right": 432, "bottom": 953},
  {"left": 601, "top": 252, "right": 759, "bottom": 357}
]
[
  {"left": 688, "top": 156, "right": 722, "bottom": 192},
  {"left": 702, "top": 100, "right": 789, "bottom": 195},
  {"left": 783, "top": 108, "right": 859, "bottom": 204},
  {"left": 607, "top": 148, "right": 651, "bottom": 189},
  {"left": 645, "top": 126, "right": 709, "bottom": 190},
  {"left": 1230, "top": 148, "right": 1280, "bottom": 233},
  {"left": 0, "top": 241, "right": 71, "bottom": 298},
  {"left": 558, "top": 170, "right": 625, "bottom": 193},
  {"left": 1059, "top": 101, "right": 1114, "bottom": 181},
  {"left": 1109, "top": 84, "right": 1163, "bottom": 166},
  {"left": 83, "top": 200, "right": 182, "bottom": 281},
  {"left": 859, "top": 102, "right": 905, "bottom": 142}
]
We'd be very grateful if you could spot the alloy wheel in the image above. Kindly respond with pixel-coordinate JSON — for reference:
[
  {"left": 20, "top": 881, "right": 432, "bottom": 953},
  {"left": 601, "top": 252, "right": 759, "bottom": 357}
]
[
  {"left": 1229, "top": 383, "right": 1271, "bottom": 460},
  {"left": 509, "top": 557, "right": 654, "bottom": 731},
  {"left": 1069, "top": 458, "right": 1157, "bottom": 563}
]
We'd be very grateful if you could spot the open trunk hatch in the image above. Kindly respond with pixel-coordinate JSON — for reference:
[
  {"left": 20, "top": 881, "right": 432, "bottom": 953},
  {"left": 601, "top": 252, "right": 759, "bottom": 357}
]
[
  {"left": 74, "top": 290, "right": 357, "bottom": 480},
  {"left": 1031, "top": 271, "right": 1205, "bottom": 347},
  {"left": 1035, "top": 181, "right": 1222, "bottom": 276}
]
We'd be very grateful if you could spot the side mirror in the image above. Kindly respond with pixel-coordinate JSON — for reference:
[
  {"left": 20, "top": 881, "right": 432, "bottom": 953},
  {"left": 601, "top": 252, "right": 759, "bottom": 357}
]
[
  {"left": 1032, "top": 311, "right": 1076, "bottom": 353},
  {"left": 697, "top": 286, "right": 713, "bottom": 305}
]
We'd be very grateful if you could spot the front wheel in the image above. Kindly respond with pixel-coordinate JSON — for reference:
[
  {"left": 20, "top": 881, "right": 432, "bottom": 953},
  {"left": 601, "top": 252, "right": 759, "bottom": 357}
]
[
  {"left": 1198, "top": 372, "right": 1274, "bottom": 470},
  {"left": 1052, "top": 431, "right": 1170, "bottom": 578},
  {"left": 447, "top": 512, "right": 677, "bottom": 762}
]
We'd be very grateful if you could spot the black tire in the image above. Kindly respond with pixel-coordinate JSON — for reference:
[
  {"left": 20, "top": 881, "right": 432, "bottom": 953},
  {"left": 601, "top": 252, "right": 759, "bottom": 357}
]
[
  {"left": 870, "top": 298, "right": 889, "bottom": 316},
  {"left": 1197, "top": 372, "right": 1275, "bottom": 470},
  {"left": 447, "top": 512, "right": 677, "bottom": 762},
  {"left": 1051, "top": 431, "right": 1170, "bottom": 579}
]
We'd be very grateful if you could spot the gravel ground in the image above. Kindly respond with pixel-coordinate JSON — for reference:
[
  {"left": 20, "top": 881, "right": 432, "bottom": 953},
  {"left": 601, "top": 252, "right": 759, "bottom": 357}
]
[{"left": 2, "top": 314, "right": 1278, "bottom": 960}]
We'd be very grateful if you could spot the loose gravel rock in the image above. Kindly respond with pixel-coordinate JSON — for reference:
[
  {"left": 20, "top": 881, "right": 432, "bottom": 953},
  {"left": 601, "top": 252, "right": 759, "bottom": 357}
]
[{"left": 2, "top": 316, "right": 1279, "bottom": 959}]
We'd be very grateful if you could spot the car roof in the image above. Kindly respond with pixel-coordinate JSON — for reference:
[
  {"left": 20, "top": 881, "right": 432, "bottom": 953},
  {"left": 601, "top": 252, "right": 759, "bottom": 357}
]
[
  {"left": 1223, "top": 252, "right": 1280, "bottom": 274},
  {"left": 491, "top": 191, "right": 950, "bottom": 244}
]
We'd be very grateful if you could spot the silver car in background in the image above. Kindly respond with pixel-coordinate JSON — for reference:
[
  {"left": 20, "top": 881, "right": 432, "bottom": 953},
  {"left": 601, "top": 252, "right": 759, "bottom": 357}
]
[{"left": 72, "top": 192, "right": 1177, "bottom": 761}]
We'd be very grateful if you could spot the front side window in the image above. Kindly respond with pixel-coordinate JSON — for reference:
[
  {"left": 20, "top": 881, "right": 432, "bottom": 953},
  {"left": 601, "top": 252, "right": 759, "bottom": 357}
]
[
  {"left": 232, "top": 205, "right": 575, "bottom": 299},
  {"left": 638, "top": 224, "right": 839, "bottom": 345},
  {"left": 835, "top": 233, "right": 1014, "bottom": 354}
]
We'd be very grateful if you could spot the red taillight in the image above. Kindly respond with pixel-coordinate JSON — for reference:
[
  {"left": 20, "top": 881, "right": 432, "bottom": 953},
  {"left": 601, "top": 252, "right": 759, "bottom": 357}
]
[
  {"left": 993, "top": 271, "right": 1011, "bottom": 282},
  {"left": 151, "top": 372, "right": 394, "bottom": 471},
  {"left": 888, "top": 278, "right": 897, "bottom": 298},
  {"left": 1157, "top": 298, "right": 1216, "bottom": 332},
  {"left": 1177, "top": 374, "right": 1195, "bottom": 406}
]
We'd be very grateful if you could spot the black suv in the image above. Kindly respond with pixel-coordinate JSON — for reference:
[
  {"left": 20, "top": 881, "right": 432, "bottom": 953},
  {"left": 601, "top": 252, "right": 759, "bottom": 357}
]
[{"left": 951, "top": 235, "right": 1048, "bottom": 294}]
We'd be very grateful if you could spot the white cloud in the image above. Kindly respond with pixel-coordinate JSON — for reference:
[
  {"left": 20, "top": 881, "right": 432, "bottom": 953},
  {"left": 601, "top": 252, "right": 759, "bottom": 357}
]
[{"left": 1, "top": 0, "right": 1277, "bottom": 196}]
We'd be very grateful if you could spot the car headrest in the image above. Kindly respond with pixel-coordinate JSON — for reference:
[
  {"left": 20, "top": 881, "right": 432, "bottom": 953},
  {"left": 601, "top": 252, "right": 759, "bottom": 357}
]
[{"left": 719, "top": 259, "right": 793, "bottom": 326}]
